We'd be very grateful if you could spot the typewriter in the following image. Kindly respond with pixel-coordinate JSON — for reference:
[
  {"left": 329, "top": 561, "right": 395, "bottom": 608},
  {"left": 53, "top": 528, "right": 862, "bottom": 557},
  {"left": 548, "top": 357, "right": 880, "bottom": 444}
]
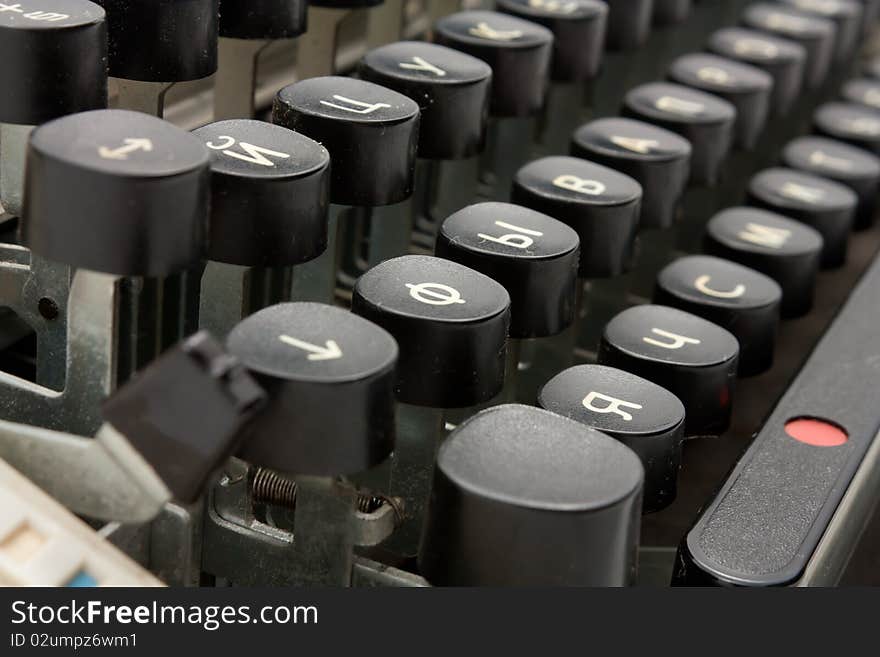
[{"left": 0, "top": 0, "right": 879, "bottom": 588}]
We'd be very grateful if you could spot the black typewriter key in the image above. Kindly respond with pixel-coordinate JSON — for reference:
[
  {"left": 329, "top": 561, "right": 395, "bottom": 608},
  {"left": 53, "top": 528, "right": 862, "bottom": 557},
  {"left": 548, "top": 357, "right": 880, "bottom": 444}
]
[
  {"left": 741, "top": 3, "right": 836, "bottom": 91},
  {"left": 653, "top": 255, "right": 782, "bottom": 376},
  {"left": 622, "top": 82, "right": 736, "bottom": 186},
  {"left": 418, "top": 404, "right": 643, "bottom": 586},
  {"left": 704, "top": 207, "right": 823, "bottom": 318},
  {"left": 352, "top": 255, "right": 510, "bottom": 556},
  {"left": 653, "top": 0, "right": 691, "bottom": 26},
  {"left": 434, "top": 10, "right": 553, "bottom": 200},
  {"left": 747, "top": 167, "right": 857, "bottom": 267},
  {"left": 214, "top": 0, "right": 308, "bottom": 120},
  {"left": 840, "top": 77, "right": 880, "bottom": 112},
  {"left": 358, "top": 41, "right": 491, "bottom": 268},
  {"left": 571, "top": 117, "right": 691, "bottom": 230},
  {"left": 435, "top": 202, "right": 579, "bottom": 401},
  {"left": 782, "top": 136, "right": 880, "bottom": 229},
  {"left": 603, "top": 0, "right": 653, "bottom": 50},
  {"left": 511, "top": 155, "right": 641, "bottom": 356},
  {"left": 512, "top": 156, "right": 641, "bottom": 279},
  {"left": 597, "top": 304, "right": 739, "bottom": 436},
  {"left": 495, "top": 0, "right": 607, "bottom": 155},
  {"left": 227, "top": 302, "right": 397, "bottom": 476},
  {"left": 93, "top": 0, "right": 218, "bottom": 115},
  {"left": 0, "top": 0, "right": 107, "bottom": 217},
  {"left": 103, "top": 331, "right": 265, "bottom": 503},
  {"left": 192, "top": 120, "right": 330, "bottom": 337},
  {"left": 273, "top": 76, "right": 420, "bottom": 302},
  {"left": 813, "top": 101, "right": 880, "bottom": 155},
  {"left": 539, "top": 364, "right": 684, "bottom": 513},
  {"left": 707, "top": 27, "right": 806, "bottom": 117},
  {"left": 22, "top": 109, "right": 208, "bottom": 276},
  {"left": 777, "top": 0, "right": 862, "bottom": 63},
  {"left": 668, "top": 53, "right": 773, "bottom": 150}
]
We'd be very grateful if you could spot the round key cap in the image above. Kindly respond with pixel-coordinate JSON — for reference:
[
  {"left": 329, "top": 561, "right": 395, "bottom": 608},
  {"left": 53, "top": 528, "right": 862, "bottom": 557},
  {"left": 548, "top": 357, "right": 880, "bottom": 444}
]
[
  {"left": 653, "top": 255, "right": 782, "bottom": 376},
  {"left": 495, "top": 0, "right": 607, "bottom": 82},
  {"left": 193, "top": 119, "right": 330, "bottom": 266},
  {"left": 746, "top": 166, "right": 857, "bottom": 267},
  {"left": 571, "top": 118, "right": 690, "bottom": 230},
  {"left": 777, "top": 0, "right": 861, "bottom": 62},
  {"left": 703, "top": 207, "right": 823, "bottom": 318},
  {"left": 707, "top": 27, "right": 806, "bottom": 117},
  {"left": 359, "top": 41, "right": 492, "bottom": 160},
  {"left": 667, "top": 53, "right": 772, "bottom": 150},
  {"left": 227, "top": 303, "right": 398, "bottom": 475},
  {"left": 813, "top": 101, "right": 880, "bottom": 156},
  {"left": 741, "top": 3, "right": 835, "bottom": 90},
  {"left": 840, "top": 77, "right": 880, "bottom": 112},
  {"left": 539, "top": 364, "right": 684, "bottom": 513},
  {"left": 597, "top": 304, "right": 739, "bottom": 436},
  {"left": 653, "top": 0, "right": 691, "bottom": 26},
  {"left": 511, "top": 156, "right": 642, "bottom": 278},
  {"left": 435, "top": 202, "right": 579, "bottom": 338},
  {"left": 218, "top": 0, "right": 307, "bottom": 39},
  {"left": 622, "top": 82, "right": 736, "bottom": 186},
  {"left": 94, "top": 0, "right": 218, "bottom": 81},
  {"left": 782, "top": 135, "right": 880, "bottom": 229},
  {"left": 418, "top": 403, "right": 643, "bottom": 586},
  {"left": 0, "top": 0, "right": 107, "bottom": 125},
  {"left": 273, "top": 76, "right": 420, "bottom": 206},
  {"left": 433, "top": 11, "right": 553, "bottom": 118},
  {"left": 351, "top": 255, "right": 510, "bottom": 407},
  {"left": 22, "top": 109, "right": 209, "bottom": 276},
  {"left": 603, "top": 0, "right": 653, "bottom": 50}
]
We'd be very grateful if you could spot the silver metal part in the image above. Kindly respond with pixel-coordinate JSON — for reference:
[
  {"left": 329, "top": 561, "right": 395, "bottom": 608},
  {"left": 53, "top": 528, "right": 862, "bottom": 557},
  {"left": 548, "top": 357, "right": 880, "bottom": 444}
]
[
  {"left": 111, "top": 79, "right": 178, "bottom": 117},
  {"left": 0, "top": 122, "right": 34, "bottom": 218},
  {"left": 214, "top": 38, "right": 274, "bottom": 120},
  {"left": 0, "top": 421, "right": 171, "bottom": 522}
]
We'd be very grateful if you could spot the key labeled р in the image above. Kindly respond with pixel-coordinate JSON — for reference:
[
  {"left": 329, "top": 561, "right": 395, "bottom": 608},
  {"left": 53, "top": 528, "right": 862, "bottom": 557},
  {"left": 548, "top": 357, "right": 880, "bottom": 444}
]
[
  {"left": 419, "top": 404, "right": 644, "bottom": 585},
  {"left": 227, "top": 302, "right": 399, "bottom": 475},
  {"left": 539, "top": 364, "right": 685, "bottom": 513}
]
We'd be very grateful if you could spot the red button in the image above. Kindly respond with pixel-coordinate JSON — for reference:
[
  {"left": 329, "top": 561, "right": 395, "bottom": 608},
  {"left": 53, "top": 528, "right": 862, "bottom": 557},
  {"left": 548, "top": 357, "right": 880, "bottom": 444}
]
[{"left": 785, "top": 417, "right": 848, "bottom": 447}]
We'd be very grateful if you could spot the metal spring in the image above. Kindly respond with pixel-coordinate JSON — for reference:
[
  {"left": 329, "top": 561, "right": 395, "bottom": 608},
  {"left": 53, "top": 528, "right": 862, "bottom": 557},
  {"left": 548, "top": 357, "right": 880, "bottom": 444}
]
[
  {"left": 251, "top": 468, "right": 298, "bottom": 509},
  {"left": 356, "top": 493, "right": 385, "bottom": 514}
]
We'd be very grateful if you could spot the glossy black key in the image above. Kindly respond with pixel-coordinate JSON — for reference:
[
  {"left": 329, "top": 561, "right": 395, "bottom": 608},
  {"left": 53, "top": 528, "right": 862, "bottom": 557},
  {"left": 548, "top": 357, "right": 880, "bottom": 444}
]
[
  {"left": 667, "top": 53, "right": 772, "bottom": 150},
  {"left": 570, "top": 117, "right": 691, "bottom": 230},
  {"left": 193, "top": 119, "right": 330, "bottom": 266},
  {"left": 539, "top": 364, "right": 684, "bottom": 512},
  {"left": 741, "top": 3, "right": 836, "bottom": 91},
  {"left": 512, "top": 156, "right": 642, "bottom": 278},
  {"left": 227, "top": 302, "right": 398, "bottom": 475},
  {"left": 435, "top": 202, "right": 579, "bottom": 338},
  {"left": 622, "top": 82, "right": 736, "bottom": 186},
  {"left": 840, "top": 77, "right": 880, "bottom": 112},
  {"left": 359, "top": 41, "right": 491, "bottom": 160},
  {"left": 93, "top": 0, "right": 218, "bottom": 82},
  {"left": 433, "top": 10, "right": 553, "bottom": 117},
  {"left": 703, "top": 207, "right": 823, "bottom": 318},
  {"left": 218, "top": 0, "right": 307, "bottom": 39},
  {"left": 496, "top": 0, "right": 607, "bottom": 82},
  {"left": 813, "top": 101, "right": 880, "bottom": 156},
  {"left": 103, "top": 331, "right": 265, "bottom": 503},
  {"left": 22, "top": 109, "right": 209, "bottom": 276},
  {"left": 419, "top": 404, "right": 644, "bottom": 585},
  {"left": 0, "top": 0, "right": 107, "bottom": 125},
  {"left": 352, "top": 255, "right": 510, "bottom": 407},
  {"left": 598, "top": 304, "right": 739, "bottom": 436},
  {"left": 782, "top": 135, "right": 880, "bottom": 229},
  {"left": 707, "top": 27, "right": 805, "bottom": 117},
  {"left": 777, "top": 0, "right": 862, "bottom": 62},
  {"left": 603, "top": 0, "right": 653, "bottom": 50},
  {"left": 747, "top": 166, "right": 857, "bottom": 267},
  {"left": 653, "top": 255, "right": 782, "bottom": 376},
  {"left": 274, "top": 77, "right": 419, "bottom": 207}
]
